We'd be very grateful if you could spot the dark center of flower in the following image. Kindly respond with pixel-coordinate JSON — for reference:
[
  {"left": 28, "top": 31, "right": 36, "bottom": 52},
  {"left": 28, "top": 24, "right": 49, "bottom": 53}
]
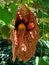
[
  {"left": 15, "top": 19, "right": 28, "bottom": 31},
  {"left": 15, "top": 16, "right": 34, "bottom": 31}
]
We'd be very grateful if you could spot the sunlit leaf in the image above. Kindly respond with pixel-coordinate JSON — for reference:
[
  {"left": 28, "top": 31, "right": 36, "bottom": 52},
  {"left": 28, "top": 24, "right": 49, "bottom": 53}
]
[
  {"left": 0, "top": 19, "right": 5, "bottom": 28},
  {"left": 41, "top": 39, "right": 49, "bottom": 48},
  {"left": 43, "top": 56, "right": 49, "bottom": 65}
]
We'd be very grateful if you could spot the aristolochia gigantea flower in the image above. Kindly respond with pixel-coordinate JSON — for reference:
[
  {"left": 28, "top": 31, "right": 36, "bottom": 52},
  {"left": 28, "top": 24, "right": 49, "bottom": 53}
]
[{"left": 10, "top": 4, "right": 39, "bottom": 62}]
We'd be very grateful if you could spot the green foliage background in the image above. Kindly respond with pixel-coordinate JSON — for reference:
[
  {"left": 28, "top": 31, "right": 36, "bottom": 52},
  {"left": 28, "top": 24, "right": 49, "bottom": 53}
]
[{"left": 0, "top": 0, "right": 49, "bottom": 65}]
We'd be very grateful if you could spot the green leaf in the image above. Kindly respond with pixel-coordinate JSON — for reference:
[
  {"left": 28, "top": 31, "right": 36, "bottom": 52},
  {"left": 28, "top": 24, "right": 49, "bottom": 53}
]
[
  {"left": 39, "top": 0, "right": 49, "bottom": 8},
  {"left": 36, "top": 10, "right": 43, "bottom": 18},
  {"left": 41, "top": 39, "right": 49, "bottom": 48},
  {"left": 0, "top": 19, "right": 5, "bottom": 28},
  {"left": 4, "top": 0, "right": 10, "bottom": 2},
  {"left": 43, "top": 56, "right": 49, "bottom": 65},
  {"left": 8, "top": 24, "right": 15, "bottom": 30},
  {"left": 38, "top": 57, "right": 49, "bottom": 65},
  {"left": 0, "top": 2, "right": 5, "bottom": 8},
  {"left": 8, "top": 1, "right": 18, "bottom": 17},
  {"left": 0, "top": 7, "right": 13, "bottom": 25},
  {"left": 38, "top": 18, "right": 49, "bottom": 33},
  {"left": 36, "top": 10, "right": 48, "bottom": 18},
  {"left": 0, "top": 25, "right": 10, "bottom": 39}
]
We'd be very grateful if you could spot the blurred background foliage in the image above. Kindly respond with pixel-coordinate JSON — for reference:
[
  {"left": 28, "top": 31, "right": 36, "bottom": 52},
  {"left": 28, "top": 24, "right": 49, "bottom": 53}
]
[{"left": 0, "top": 0, "right": 49, "bottom": 65}]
